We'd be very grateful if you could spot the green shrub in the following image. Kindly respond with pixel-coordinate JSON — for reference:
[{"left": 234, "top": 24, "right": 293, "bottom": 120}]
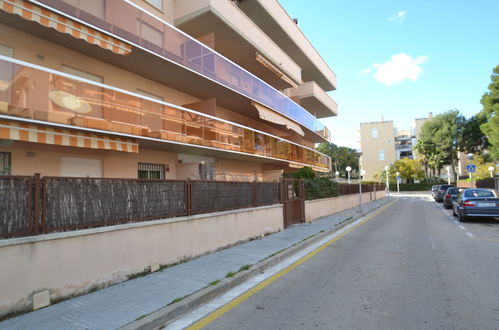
[
  {"left": 304, "top": 177, "right": 339, "bottom": 200},
  {"left": 293, "top": 166, "right": 316, "bottom": 179},
  {"left": 388, "top": 183, "right": 435, "bottom": 191}
]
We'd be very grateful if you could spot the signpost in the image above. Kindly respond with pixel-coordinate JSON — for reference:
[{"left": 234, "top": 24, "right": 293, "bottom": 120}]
[
  {"left": 466, "top": 163, "right": 476, "bottom": 188},
  {"left": 396, "top": 174, "right": 401, "bottom": 194}
]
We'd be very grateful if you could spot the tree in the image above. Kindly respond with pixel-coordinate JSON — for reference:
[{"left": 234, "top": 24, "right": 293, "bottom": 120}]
[
  {"left": 417, "top": 110, "right": 465, "bottom": 180},
  {"left": 316, "top": 142, "right": 359, "bottom": 177},
  {"left": 460, "top": 115, "right": 488, "bottom": 154},
  {"left": 414, "top": 140, "right": 436, "bottom": 177},
  {"left": 391, "top": 159, "right": 425, "bottom": 182},
  {"left": 479, "top": 65, "right": 499, "bottom": 161}
]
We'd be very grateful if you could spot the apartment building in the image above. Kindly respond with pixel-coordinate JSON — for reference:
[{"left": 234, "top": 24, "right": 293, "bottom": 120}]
[
  {"left": 0, "top": 0, "right": 337, "bottom": 181},
  {"left": 359, "top": 114, "right": 431, "bottom": 180}
]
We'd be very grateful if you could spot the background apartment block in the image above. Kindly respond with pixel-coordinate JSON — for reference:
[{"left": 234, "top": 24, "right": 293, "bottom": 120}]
[
  {"left": 0, "top": 0, "right": 337, "bottom": 181},
  {"left": 360, "top": 114, "right": 432, "bottom": 180}
]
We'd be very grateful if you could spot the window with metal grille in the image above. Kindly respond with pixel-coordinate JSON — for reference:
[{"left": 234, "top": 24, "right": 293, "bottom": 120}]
[
  {"left": 138, "top": 162, "right": 165, "bottom": 179},
  {"left": 0, "top": 152, "right": 11, "bottom": 175}
]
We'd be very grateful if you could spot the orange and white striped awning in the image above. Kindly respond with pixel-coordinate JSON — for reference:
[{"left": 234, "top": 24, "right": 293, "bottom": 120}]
[
  {"left": 0, "top": 120, "right": 138, "bottom": 153},
  {"left": 251, "top": 101, "right": 305, "bottom": 136},
  {"left": 0, "top": 0, "right": 132, "bottom": 56}
]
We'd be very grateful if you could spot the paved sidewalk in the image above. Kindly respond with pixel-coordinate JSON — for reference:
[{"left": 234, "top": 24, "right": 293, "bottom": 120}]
[{"left": 0, "top": 197, "right": 389, "bottom": 330}]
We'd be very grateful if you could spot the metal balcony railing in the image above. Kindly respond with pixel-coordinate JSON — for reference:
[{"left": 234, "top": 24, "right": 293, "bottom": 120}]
[
  {"left": 0, "top": 56, "right": 331, "bottom": 171},
  {"left": 28, "top": 0, "right": 329, "bottom": 141}
]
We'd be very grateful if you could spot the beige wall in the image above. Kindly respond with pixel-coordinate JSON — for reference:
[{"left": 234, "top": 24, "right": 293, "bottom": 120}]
[
  {"left": 305, "top": 191, "right": 387, "bottom": 222},
  {"left": 360, "top": 121, "right": 396, "bottom": 180},
  {"left": 0, "top": 141, "right": 177, "bottom": 178},
  {"left": 0, "top": 205, "right": 283, "bottom": 316},
  {"left": 215, "top": 159, "right": 263, "bottom": 181}
]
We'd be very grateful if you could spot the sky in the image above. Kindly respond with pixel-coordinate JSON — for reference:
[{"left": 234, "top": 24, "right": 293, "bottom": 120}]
[{"left": 279, "top": 0, "right": 499, "bottom": 150}]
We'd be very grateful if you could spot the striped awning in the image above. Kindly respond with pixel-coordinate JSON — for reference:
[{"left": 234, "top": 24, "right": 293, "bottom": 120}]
[
  {"left": 0, "top": 0, "right": 132, "bottom": 56},
  {"left": 0, "top": 120, "right": 138, "bottom": 153},
  {"left": 256, "top": 52, "right": 298, "bottom": 88},
  {"left": 251, "top": 101, "right": 304, "bottom": 136}
]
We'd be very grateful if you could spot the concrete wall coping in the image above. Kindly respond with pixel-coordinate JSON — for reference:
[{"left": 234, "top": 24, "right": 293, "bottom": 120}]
[
  {"left": 0, "top": 204, "right": 283, "bottom": 248},
  {"left": 305, "top": 192, "right": 375, "bottom": 204}
]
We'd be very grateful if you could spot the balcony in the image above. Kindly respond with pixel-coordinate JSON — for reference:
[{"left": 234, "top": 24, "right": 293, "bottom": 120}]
[
  {"left": 236, "top": 0, "right": 337, "bottom": 92},
  {"left": 19, "top": 0, "right": 328, "bottom": 141},
  {"left": 284, "top": 81, "right": 338, "bottom": 118},
  {"left": 174, "top": 0, "right": 301, "bottom": 90},
  {"left": 0, "top": 56, "right": 331, "bottom": 171}
]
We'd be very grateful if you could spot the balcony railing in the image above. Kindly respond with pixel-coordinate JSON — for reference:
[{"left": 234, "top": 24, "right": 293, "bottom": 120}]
[
  {"left": 29, "top": 0, "right": 329, "bottom": 141},
  {"left": 0, "top": 57, "right": 331, "bottom": 171}
]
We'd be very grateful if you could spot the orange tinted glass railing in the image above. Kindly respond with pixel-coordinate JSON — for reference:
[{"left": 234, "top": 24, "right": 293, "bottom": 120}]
[
  {"left": 33, "top": 0, "right": 329, "bottom": 141},
  {"left": 0, "top": 58, "right": 331, "bottom": 170}
]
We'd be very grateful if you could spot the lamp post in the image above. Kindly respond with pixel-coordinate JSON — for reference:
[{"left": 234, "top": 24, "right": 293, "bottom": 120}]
[
  {"left": 346, "top": 166, "right": 352, "bottom": 184},
  {"left": 359, "top": 169, "right": 366, "bottom": 213},
  {"left": 335, "top": 171, "right": 339, "bottom": 181},
  {"left": 396, "top": 171, "right": 400, "bottom": 194},
  {"left": 446, "top": 166, "right": 451, "bottom": 185},
  {"left": 384, "top": 165, "right": 390, "bottom": 197},
  {"left": 467, "top": 153, "right": 474, "bottom": 188},
  {"left": 489, "top": 165, "right": 495, "bottom": 178}
]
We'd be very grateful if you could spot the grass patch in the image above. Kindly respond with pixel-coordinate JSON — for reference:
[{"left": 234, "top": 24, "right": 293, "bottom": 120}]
[
  {"left": 301, "top": 234, "right": 316, "bottom": 242},
  {"left": 320, "top": 230, "right": 325, "bottom": 233},
  {"left": 168, "top": 297, "right": 183, "bottom": 305},
  {"left": 225, "top": 271, "right": 236, "bottom": 278},
  {"left": 238, "top": 264, "right": 251, "bottom": 272},
  {"left": 209, "top": 280, "right": 221, "bottom": 286},
  {"left": 134, "top": 311, "right": 153, "bottom": 321}
]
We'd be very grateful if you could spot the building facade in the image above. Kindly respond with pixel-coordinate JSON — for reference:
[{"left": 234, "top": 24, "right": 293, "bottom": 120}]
[
  {"left": 0, "top": 0, "right": 337, "bottom": 181},
  {"left": 359, "top": 114, "right": 432, "bottom": 180}
]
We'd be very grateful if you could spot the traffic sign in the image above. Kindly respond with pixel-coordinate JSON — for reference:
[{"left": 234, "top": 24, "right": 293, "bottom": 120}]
[
  {"left": 466, "top": 165, "right": 476, "bottom": 173},
  {"left": 396, "top": 176, "right": 401, "bottom": 181}
]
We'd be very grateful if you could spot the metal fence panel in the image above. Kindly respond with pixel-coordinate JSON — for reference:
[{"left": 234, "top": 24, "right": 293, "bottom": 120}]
[
  {"left": 255, "top": 182, "right": 279, "bottom": 206},
  {"left": 42, "top": 178, "right": 186, "bottom": 232},
  {"left": 191, "top": 181, "right": 253, "bottom": 214},
  {"left": 0, "top": 176, "right": 32, "bottom": 237}
]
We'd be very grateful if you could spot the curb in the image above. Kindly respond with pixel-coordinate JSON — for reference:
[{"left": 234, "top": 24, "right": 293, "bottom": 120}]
[{"left": 120, "top": 198, "right": 392, "bottom": 330}]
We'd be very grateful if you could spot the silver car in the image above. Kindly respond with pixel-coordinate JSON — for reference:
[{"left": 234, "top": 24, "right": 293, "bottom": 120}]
[{"left": 452, "top": 188, "right": 499, "bottom": 222}]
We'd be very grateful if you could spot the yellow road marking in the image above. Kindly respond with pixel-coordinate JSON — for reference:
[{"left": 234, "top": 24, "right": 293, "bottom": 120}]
[
  {"left": 470, "top": 236, "right": 499, "bottom": 243},
  {"left": 187, "top": 199, "right": 397, "bottom": 329}
]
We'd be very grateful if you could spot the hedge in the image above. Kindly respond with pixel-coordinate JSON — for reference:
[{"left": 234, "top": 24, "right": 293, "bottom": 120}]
[{"left": 388, "top": 183, "right": 434, "bottom": 191}]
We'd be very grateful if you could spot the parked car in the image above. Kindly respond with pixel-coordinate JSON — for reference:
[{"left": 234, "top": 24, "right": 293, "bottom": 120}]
[
  {"left": 431, "top": 185, "right": 438, "bottom": 199},
  {"left": 443, "top": 187, "right": 462, "bottom": 209},
  {"left": 435, "top": 184, "right": 454, "bottom": 202},
  {"left": 452, "top": 188, "right": 499, "bottom": 222}
]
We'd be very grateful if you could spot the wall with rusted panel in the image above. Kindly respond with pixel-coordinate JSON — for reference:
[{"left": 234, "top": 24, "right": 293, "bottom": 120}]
[{"left": 0, "top": 204, "right": 283, "bottom": 317}]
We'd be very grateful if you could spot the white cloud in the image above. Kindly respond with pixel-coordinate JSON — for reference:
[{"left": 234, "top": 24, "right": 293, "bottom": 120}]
[
  {"left": 365, "top": 53, "right": 429, "bottom": 86},
  {"left": 388, "top": 10, "right": 406, "bottom": 23},
  {"left": 360, "top": 68, "right": 372, "bottom": 75}
]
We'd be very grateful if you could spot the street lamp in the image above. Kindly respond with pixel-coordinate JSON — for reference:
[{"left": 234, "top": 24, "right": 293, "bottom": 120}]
[
  {"left": 396, "top": 171, "right": 400, "bottom": 194},
  {"left": 466, "top": 153, "right": 474, "bottom": 188},
  {"left": 384, "top": 165, "right": 390, "bottom": 197},
  {"left": 446, "top": 166, "right": 451, "bottom": 185},
  {"left": 335, "top": 171, "right": 339, "bottom": 181},
  {"left": 346, "top": 166, "right": 352, "bottom": 184},
  {"left": 359, "top": 169, "right": 366, "bottom": 213},
  {"left": 489, "top": 165, "right": 495, "bottom": 178}
]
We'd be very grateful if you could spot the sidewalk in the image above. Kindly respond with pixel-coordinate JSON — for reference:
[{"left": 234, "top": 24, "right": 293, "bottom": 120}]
[{"left": 0, "top": 197, "right": 390, "bottom": 330}]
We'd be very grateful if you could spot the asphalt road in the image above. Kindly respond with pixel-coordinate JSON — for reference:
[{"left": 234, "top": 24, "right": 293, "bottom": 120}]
[{"left": 200, "top": 195, "right": 499, "bottom": 329}]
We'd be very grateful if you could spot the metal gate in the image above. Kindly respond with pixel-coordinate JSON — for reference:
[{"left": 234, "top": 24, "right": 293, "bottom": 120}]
[{"left": 280, "top": 179, "right": 305, "bottom": 228}]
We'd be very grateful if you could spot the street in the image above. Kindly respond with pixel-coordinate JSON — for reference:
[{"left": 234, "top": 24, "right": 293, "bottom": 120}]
[{"left": 182, "top": 195, "right": 499, "bottom": 329}]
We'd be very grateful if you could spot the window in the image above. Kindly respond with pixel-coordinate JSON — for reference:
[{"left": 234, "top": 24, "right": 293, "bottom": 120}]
[
  {"left": 371, "top": 127, "right": 378, "bottom": 138},
  {"left": 378, "top": 150, "right": 385, "bottom": 161},
  {"left": 138, "top": 162, "right": 165, "bottom": 179},
  {"left": 136, "top": 90, "right": 164, "bottom": 101},
  {"left": 0, "top": 45, "right": 14, "bottom": 93},
  {"left": 139, "top": 20, "right": 163, "bottom": 47},
  {"left": 0, "top": 152, "right": 11, "bottom": 175},
  {"left": 145, "top": 0, "right": 163, "bottom": 11},
  {"left": 0, "top": 44, "right": 13, "bottom": 57},
  {"left": 61, "top": 65, "right": 103, "bottom": 83}
]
